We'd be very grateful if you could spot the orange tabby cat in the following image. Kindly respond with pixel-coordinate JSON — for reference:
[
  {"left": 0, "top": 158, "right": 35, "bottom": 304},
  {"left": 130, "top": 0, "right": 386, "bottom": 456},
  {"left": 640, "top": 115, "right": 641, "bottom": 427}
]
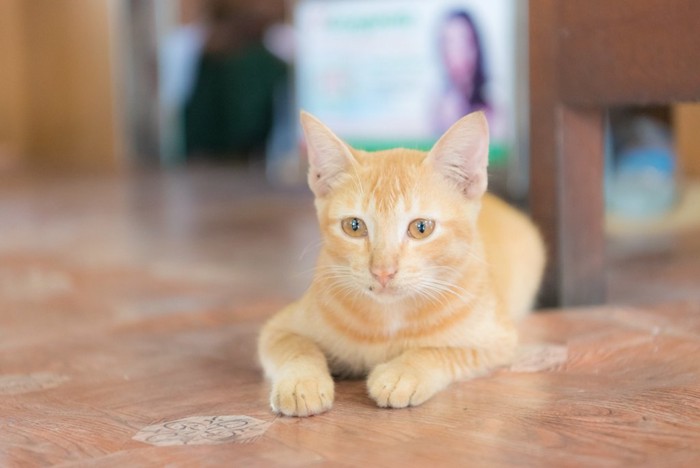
[{"left": 258, "top": 111, "right": 545, "bottom": 417}]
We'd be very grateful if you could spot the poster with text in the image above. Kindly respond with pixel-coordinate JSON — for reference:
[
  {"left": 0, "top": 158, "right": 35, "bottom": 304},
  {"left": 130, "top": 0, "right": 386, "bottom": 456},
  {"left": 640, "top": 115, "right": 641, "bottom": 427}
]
[{"left": 295, "top": 0, "right": 518, "bottom": 165}]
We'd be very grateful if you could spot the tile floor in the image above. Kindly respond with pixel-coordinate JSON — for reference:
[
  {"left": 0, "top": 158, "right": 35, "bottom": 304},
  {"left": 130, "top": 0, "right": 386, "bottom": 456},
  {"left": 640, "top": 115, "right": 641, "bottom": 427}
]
[{"left": 1, "top": 168, "right": 699, "bottom": 466}]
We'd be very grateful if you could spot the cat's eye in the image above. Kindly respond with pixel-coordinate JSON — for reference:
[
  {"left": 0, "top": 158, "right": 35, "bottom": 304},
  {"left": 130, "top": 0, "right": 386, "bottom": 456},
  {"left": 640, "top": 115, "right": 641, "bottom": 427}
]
[
  {"left": 341, "top": 217, "right": 368, "bottom": 238},
  {"left": 408, "top": 219, "right": 435, "bottom": 239}
]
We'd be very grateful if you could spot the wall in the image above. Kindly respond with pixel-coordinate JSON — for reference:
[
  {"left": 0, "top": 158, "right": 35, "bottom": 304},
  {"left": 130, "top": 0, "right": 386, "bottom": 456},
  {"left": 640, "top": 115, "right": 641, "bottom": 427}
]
[
  {"left": 0, "top": 0, "right": 123, "bottom": 172},
  {"left": 0, "top": 0, "right": 26, "bottom": 170}
]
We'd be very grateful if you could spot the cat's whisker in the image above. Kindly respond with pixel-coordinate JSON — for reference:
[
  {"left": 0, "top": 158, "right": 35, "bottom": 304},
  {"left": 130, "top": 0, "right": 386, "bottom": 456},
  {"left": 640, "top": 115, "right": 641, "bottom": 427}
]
[
  {"left": 424, "top": 288, "right": 449, "bottom": 308},
  {"left": 413, "top": 288, "right": 434, "bottom": 307},
  {"left": 297, "top": 238, "right": 325, "bottom": 261},
  {"left": 430, "top": 286, "right": 472, "bottom": 306},
  {"left": 431, "top": 286, "right": 454, "bottom": 306},
  {"left": 335, "top": 285, "right": 355, "bottom": 302},
  {"left": 418, "top": 277, "right": 475, "bottom": 306},
  {"left": 426, "top": 279, "right": 475, "bottom": 299},
  {"left": 319, "top": 277, "right": 359, "bottom": 295},
  {"left": 291, "top": 266, "right": 322, "bottom": 279},
  {"left": 313, "top": 266, "right": 352, "bottom": 275},
  {"left": 335, "top": 279, "right": 368, "bottom": 310},
  {"left": 412, "top": 281, "right": 450, "bottom": 308},
  {"left": 292, "top": 262, "right": 352, "bottom": 279},
  {"left": 421, "top": 265, "right": 476, "bottom": 284},
  {"left": 424, "top": 265, "right": 462, "bottom": 274},
  {"left": 311, "top": 265, "right": 355, "bottom": 278}
]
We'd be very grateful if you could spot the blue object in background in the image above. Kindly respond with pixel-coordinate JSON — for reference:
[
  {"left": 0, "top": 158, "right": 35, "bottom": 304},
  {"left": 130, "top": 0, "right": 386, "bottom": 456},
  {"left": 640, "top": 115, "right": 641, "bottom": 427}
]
[{"left": 606, "top": 115, "right": 678, "bottom": 218}]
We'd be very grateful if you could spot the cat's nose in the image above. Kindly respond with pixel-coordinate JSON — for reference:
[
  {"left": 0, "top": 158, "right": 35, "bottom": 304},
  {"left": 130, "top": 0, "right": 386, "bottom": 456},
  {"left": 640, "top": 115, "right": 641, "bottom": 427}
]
[{"left": 371, "top": 267, "right": 397, "bottom": 287}]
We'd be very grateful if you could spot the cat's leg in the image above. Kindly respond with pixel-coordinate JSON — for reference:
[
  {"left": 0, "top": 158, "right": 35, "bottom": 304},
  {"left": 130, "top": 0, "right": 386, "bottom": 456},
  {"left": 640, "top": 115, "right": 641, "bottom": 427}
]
[
  {"left": 367, "top": 340, "right": 515, "bottom": 408},
  {"left": 258, "top": 315, "right": 333, "bottom": 417}
]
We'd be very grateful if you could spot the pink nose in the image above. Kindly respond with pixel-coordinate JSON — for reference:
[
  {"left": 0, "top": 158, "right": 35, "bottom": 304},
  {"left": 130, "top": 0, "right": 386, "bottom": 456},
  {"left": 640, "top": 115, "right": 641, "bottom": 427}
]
[{"left": 371, "top": 268, "right": 397, "bottom": 287}]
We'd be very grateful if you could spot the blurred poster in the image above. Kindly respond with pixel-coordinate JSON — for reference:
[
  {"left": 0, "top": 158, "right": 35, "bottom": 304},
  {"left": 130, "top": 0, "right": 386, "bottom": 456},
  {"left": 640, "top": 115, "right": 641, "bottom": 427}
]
[{"left": 295, "top": 0, "right": 518, "bottom": 166}]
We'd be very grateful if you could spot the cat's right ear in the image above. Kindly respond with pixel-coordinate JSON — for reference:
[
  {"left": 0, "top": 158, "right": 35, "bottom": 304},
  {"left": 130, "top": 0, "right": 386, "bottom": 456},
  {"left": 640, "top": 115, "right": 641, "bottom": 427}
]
[
  {"left": 425, "top": 111, "right": 489, "bottom": 199},
  {"left": 300, "top": 111, "right": 356, "bottom": 197}
]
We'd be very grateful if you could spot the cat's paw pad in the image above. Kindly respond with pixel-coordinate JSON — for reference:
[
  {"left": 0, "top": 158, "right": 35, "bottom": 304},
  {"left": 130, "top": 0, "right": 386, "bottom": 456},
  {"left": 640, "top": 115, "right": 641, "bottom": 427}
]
[
  {"left": 367, "top": 363, "right": 436, "bottom": 409},
  {"left": 270, "top": 373, "right": 334, "bottom": 417}
]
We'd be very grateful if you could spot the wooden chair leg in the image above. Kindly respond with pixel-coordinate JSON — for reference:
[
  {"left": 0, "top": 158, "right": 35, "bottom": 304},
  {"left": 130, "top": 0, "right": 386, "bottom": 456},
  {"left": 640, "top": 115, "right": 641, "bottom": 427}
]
[
  {"left": 530, "top": 105, "right": 606, "bottom": 307},
  {"left": 530, "top": 0, "right": 606, "bottom": 307}
]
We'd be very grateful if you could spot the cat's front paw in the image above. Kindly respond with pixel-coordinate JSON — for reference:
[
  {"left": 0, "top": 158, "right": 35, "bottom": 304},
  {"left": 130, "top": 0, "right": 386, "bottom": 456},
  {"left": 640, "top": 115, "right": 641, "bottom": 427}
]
[
  {"left": 367, "top": 362, "right": 439, "bottom": 409},
  {"left": 270, "top": 373, "right": 334, "bottom": 417}
]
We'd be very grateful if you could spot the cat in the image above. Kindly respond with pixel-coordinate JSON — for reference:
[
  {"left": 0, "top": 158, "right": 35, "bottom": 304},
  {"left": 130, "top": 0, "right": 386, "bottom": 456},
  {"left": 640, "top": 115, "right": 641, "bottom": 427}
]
[{"left": 258, "top": 110, "right": 545, "bottom": 417}]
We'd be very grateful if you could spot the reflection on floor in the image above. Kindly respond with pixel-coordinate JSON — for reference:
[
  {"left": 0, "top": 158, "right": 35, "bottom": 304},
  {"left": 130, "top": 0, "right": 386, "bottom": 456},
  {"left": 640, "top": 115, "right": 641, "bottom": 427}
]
[{"left": 1, "top": 168, "right": 699, "bottom": 466}]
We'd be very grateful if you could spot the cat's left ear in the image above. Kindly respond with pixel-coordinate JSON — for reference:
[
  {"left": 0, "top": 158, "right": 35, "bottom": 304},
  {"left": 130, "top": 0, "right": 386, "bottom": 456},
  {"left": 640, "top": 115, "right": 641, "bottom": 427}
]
[
  {"left": 425, "top": 111, "right": 489, "bottom": 199},
  {"left": 300, "top": 111, "right": 357, "bottom": 197}
]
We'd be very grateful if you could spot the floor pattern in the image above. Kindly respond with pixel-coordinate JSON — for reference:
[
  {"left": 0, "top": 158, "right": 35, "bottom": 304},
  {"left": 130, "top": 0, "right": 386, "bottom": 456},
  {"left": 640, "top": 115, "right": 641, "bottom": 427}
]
[{"left": 1, "top": 169, "right": 699, "bottom": 466}]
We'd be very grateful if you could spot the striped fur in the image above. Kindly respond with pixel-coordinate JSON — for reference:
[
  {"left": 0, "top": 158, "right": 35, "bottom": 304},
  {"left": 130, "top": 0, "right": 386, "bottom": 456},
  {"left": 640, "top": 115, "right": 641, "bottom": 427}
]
[{"left": 258, "top": 112, "right": 545, "bottom": 416}]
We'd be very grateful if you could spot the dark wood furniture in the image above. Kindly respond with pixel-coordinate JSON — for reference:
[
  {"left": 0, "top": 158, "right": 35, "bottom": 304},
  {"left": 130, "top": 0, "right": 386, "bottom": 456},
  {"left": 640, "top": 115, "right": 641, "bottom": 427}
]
[{"left": 529, "top": 0, "right": 700, "bottom": 306}]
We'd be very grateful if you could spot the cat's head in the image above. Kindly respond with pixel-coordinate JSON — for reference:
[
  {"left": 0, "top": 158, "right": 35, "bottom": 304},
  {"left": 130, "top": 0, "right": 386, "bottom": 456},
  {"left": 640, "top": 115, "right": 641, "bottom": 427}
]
[{"left": 301, "top": 111, "right": 489, "bottom": 304}]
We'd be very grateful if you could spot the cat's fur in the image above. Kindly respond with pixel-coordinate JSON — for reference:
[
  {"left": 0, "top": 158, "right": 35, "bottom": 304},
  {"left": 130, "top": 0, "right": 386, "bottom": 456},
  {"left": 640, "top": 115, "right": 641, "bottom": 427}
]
[{"left": 258, "top": 111, "right": 545, "bottom": 416}]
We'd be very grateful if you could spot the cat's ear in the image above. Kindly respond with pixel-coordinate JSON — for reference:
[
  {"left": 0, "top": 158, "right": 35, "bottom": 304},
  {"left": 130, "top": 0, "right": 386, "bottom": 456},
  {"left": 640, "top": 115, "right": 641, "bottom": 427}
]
[
  {"left": 425, "top": 111, "right": 489, "bottom": 199},
  {"left": 300, "top": 111, "right": 356, "bottom": 197}
]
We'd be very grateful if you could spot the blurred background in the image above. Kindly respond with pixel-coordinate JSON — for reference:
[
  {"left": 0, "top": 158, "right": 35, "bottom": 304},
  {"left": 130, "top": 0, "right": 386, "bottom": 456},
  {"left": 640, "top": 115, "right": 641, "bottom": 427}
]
[
  {"left": 0, "top": 0, "right": 530, "bottom": 188},
  {"left": 2, "top": 0, "right": 699, "bottom": 200},
  {"left": 0, "top": 0, "right": 699, "bottom": 306}
]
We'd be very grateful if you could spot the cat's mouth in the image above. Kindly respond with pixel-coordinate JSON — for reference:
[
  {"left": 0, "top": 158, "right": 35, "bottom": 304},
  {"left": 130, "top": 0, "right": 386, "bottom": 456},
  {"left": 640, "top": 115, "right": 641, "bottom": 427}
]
[{"left": 368, "top": 283, "right": 403, "bottom": 299}]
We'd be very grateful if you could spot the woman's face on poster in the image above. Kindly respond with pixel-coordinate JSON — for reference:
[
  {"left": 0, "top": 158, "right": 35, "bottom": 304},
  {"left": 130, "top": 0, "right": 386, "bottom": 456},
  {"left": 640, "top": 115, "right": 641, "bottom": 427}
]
[{"left": 442, "top": 16, "right": 478, "bottom": 88}]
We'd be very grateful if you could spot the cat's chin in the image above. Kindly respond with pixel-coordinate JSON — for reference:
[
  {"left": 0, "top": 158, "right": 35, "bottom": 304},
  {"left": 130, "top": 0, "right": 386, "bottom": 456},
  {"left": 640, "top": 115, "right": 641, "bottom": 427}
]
[{"left": 367, "top": 286, "right": 408, "bottom": 304}]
